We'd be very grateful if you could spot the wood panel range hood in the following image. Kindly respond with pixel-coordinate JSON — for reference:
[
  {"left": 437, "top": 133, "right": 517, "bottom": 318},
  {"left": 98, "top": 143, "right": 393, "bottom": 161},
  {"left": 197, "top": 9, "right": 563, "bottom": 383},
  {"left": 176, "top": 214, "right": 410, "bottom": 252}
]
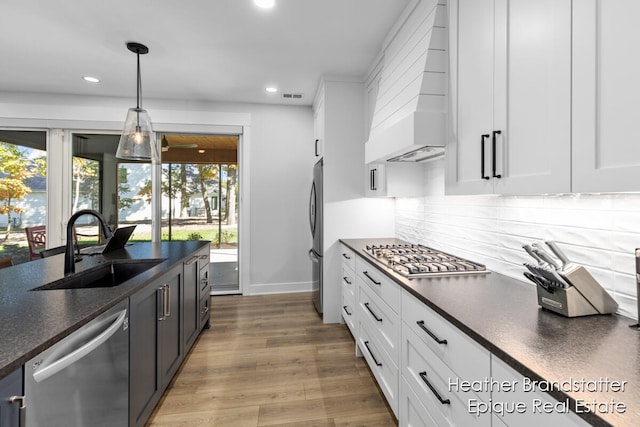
[{"left": 365, "top": 0, "right": 447, "bottom": 164}]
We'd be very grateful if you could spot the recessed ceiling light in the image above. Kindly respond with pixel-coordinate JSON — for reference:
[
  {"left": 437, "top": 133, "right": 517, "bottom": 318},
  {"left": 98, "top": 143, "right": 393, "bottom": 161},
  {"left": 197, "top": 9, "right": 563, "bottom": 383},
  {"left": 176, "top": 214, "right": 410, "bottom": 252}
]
[
  {"left": 265, "top": 87, "right": 278, "bottom": 93},
  {"left": 198, "top": 149, "right": 206, "bottom": 154},
  {"left": 82, "top": 76, "right": 100, "bottom": 83},
  {"left": 254, "top": 0, "right": 275, "bottom": 9}
]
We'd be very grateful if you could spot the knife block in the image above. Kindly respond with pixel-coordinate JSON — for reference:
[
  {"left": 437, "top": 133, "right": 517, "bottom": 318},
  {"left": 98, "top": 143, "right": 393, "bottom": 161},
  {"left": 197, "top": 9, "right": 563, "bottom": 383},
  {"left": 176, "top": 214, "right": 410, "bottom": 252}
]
[{"left": 536, "top": 284, "right": 606, "bottom": 317}]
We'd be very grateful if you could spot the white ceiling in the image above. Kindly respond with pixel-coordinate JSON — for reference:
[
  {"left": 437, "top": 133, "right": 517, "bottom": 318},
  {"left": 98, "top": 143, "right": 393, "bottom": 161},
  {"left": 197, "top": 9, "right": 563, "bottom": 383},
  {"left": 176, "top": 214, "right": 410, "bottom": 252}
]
[{"left": 2, "top": 0, "right": 411, "bottom": 106}]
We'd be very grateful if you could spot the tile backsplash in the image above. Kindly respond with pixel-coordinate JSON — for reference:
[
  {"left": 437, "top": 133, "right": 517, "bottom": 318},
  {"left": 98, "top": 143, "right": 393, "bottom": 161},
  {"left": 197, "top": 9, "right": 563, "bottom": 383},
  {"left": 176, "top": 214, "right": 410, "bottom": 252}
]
[{"left": 395, "top": 159, "right": 640, "bottom": 320}]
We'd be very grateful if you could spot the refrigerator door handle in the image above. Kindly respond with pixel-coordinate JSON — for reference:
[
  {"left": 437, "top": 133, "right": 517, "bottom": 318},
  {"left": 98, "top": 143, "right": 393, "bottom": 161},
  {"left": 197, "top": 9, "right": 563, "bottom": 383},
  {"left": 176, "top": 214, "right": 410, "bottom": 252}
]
[
  {"left": 308, "top": 249, "right": 320, "bottom": 262},
  {"left": 309, "top": 182, "right": 316, "bottom": 235}
]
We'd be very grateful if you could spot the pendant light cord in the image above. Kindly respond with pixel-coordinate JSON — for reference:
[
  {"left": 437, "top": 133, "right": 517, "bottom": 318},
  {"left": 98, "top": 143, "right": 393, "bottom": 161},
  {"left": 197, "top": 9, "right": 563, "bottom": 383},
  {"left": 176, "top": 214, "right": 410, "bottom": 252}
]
[{"left": 136, "top": 52, "right": 142, "bottom": 109}]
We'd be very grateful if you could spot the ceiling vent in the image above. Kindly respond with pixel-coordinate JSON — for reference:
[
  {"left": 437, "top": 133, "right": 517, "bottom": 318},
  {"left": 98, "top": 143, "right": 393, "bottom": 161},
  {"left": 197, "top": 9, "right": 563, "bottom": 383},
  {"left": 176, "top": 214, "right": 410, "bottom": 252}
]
[{"left": 282, "top": 93, "right": 303, "bottom": 100}]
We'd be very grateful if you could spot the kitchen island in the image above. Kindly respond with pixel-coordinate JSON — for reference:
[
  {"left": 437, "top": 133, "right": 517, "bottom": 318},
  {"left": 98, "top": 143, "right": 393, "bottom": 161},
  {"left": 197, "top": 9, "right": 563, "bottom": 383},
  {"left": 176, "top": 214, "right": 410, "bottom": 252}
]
[
  {"left": 341, "top": 238, "right": 640, "bottom": 427},
  {"left": 0, "top": 240, "right": 211, "bottom": 426}
]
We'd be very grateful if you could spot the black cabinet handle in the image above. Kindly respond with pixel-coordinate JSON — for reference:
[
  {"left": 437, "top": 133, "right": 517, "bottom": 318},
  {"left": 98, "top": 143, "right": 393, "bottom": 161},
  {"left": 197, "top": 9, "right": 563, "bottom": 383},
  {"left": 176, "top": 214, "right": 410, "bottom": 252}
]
[
  {"left": 417, "top": 320, "right": 447, "bottom": 344},
  {"left": 343, "top": 276, "right": 352, "bottom": 285},
  {"left": 364, "top": 302, "right": 383, "bottom": 322},
  {"left": 343, "top": 305, "right": 352, "bottom": 316},
  {"left": 481, "top": 134, "right": 490, "bottom": 180},
  {"left": 342, "top": 253, "right": 351, "bottom": 260},
  {"left": 363, "top": 341, "right": 382, "bottom": 366},
  {"left": 370, "top": 168, "right": 377, "bottom": 191},
  {"left": 419, "top": 371, "right": 451, "bottom": 405},
  {"left": 315, "top": 139, "right": 320, "bottom": 156},
  {"left": 492, "top": 130, "right": 502, "bottom": 178},
  {"left": 362, "top": 271, "right": 381, "bottom": 285}
]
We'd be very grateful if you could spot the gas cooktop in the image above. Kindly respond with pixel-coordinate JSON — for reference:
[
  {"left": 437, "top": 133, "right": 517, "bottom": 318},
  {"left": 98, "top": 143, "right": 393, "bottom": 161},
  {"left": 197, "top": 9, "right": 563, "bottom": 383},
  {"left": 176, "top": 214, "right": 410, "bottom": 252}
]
[{"left": 363, "top": 243, "right": 488, "bottom": 278}]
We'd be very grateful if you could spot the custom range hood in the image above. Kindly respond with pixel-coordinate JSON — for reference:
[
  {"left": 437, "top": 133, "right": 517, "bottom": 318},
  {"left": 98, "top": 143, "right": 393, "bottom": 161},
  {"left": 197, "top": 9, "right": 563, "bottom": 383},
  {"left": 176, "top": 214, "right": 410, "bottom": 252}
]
[{"left": 365, "top": 0, "right": 447, "bottom": 164}]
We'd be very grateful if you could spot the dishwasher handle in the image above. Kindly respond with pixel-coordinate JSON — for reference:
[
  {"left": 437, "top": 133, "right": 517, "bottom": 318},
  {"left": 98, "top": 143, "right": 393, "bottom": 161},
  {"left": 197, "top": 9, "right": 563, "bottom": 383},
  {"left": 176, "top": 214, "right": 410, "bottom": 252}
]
[{"left": 32, "top": 308, "right": 127, "bottom": 383}]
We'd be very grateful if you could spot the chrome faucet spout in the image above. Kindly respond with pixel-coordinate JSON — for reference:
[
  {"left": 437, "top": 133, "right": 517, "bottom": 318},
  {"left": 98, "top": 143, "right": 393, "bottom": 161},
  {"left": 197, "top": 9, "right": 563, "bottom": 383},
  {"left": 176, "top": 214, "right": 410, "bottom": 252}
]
[{"left": 64, "top": 210, "right": 113, "bottom": 274}]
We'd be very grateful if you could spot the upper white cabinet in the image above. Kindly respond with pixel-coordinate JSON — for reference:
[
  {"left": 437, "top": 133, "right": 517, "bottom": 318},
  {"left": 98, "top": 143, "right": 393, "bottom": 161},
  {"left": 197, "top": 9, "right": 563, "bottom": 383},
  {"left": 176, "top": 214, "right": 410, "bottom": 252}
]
[
  {"left": 446, "top": 0, "right": 572, "bottom": 195},
  {"left": 312, "top": 87, "right": 325, "bottom": 158},
  {"left": 572, "top": 0, "right": 640, "bottom": 192}
]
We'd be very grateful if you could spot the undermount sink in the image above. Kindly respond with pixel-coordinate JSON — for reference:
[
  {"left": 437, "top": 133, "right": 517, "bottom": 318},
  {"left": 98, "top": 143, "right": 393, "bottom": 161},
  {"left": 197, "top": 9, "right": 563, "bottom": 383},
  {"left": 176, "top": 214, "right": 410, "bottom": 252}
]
[{"left": 33, "top": 259, "right": 165, "bottom": 291}]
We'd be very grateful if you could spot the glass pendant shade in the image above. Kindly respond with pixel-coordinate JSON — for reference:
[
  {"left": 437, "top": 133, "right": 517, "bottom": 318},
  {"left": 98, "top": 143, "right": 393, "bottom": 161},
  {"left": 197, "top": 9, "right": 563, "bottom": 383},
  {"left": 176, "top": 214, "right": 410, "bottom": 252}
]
[{"left": 116, "top": 107, "right": 157, "bottom": 161}]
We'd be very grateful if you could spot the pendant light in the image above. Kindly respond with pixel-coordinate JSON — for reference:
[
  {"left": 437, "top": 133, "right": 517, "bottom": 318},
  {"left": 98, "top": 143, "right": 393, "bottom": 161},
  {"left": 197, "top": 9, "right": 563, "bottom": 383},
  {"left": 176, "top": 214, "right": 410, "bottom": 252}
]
[{"left": 116, "top": 42, "right": 157, "bottom": 161}]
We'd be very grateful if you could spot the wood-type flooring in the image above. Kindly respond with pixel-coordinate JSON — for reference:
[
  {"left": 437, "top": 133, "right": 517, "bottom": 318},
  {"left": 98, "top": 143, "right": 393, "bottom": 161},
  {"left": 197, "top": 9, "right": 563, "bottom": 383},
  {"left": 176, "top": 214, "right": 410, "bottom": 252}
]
[{"left": 147, "top": 292, "right": 397, "bottom": 426}]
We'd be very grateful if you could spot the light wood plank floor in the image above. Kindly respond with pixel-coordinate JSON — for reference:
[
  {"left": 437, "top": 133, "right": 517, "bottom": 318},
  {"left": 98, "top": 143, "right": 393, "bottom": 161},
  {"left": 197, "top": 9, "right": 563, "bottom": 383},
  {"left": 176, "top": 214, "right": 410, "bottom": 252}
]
[{"left": 147, "top": 292, "right": 397, "bottom": 427}]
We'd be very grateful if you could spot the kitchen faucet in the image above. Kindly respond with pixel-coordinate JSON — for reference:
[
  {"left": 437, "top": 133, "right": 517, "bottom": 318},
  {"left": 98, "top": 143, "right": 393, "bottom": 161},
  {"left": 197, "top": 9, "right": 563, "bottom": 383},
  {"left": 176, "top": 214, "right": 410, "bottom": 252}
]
[{"left": 64, "top": 209, "right": 113, "bottom": 274}]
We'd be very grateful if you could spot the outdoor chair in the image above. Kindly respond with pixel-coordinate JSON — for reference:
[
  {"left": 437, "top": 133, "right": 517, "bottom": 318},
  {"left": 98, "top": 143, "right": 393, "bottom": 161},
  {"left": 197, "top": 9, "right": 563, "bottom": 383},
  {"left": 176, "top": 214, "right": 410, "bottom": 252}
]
[
  {"left": 25, "top": 225, "right": 47, "bottom": 260},
  {"left": 0, "top": 257, "right": 14, "bottom": 269}
]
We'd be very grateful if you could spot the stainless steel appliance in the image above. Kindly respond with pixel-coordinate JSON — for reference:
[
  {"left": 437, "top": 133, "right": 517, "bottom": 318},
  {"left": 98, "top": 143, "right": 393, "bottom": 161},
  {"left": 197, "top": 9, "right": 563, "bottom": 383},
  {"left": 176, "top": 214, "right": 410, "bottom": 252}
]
[
  {"left": 309, "top": 158, "right": 323, "bottom": 313},
  {"left": 363, "top": 243, "right": 487, "bottom": 278},
  {"left": 25, "top": 300, "right": 129, "bottom": 426}
]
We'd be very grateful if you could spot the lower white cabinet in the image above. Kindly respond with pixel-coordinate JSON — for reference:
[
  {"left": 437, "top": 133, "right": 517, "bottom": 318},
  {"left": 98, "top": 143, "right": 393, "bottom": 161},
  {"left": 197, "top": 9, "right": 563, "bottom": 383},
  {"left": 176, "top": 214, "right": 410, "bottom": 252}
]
[
  {"left": 340, "top": 245, "right": 357, "bottom": 337},
  {"left": 359, "top": 319, "right": 399, "bottom": 416},
  {"left": 358, "top": 277, "right": 400, "bottom": 365},
  {"left": 400, "top": 317, "right": 489, "bottom": 427},
  {"left": 491, "top": 357, "right": 589, "bottom": 427}
]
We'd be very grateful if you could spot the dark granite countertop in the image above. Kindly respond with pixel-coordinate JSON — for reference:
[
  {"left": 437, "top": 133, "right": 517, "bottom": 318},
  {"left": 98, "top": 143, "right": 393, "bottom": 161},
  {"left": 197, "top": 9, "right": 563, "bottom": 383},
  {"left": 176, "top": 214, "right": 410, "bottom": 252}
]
[
  {"left": 0, "top": 240, "right": 208, "bottom": 379},
  {"left": 341, "top": 238, "right": 640, "bottom": 427}
]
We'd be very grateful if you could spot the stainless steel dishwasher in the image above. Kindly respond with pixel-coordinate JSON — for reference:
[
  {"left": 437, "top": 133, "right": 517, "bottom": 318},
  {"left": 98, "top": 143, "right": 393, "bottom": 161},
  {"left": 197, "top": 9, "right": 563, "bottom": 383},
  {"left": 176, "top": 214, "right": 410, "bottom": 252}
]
[{"left": 25, "top": 299, "right": 129, "bottom": 427}]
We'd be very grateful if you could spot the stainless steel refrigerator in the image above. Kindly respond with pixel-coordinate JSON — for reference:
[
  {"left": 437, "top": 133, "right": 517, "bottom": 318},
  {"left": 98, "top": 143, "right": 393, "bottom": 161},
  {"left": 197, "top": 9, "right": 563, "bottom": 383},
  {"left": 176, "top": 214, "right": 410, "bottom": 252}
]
[{"left": 309, "top": 158, "right": 323, "bottom": 313}]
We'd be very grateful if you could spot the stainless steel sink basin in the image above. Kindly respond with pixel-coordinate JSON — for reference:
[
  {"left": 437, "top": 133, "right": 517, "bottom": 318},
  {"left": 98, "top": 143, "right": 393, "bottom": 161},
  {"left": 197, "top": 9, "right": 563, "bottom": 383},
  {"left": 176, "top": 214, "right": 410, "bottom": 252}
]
[{"left": 33, "top": 259, "right": 165, "bottom": 291}]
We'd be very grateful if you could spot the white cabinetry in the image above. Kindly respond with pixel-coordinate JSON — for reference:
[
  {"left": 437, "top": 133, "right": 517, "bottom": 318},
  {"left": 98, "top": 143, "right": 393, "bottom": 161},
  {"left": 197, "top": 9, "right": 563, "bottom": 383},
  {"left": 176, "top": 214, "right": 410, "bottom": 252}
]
[
  {"left": 365, "top": 163, "right": 426, "bottom": 198},
  {"left": 399, "top": 290, "right": 490, "bottom": 427},
  {"left": 572, "top": 0, "right": 640, "bottom": 192},
  {"left": 491, "top": 357, "right": 589, "bottom": 427},
  {"left": 340, "top": 245, "right": 357, "bottom": 336},
  {"left": 312, "top": 88, "right": 324, "bottom": 158},
  {"left": 446, "top": 0, "right": 571, "bottom": 195}
]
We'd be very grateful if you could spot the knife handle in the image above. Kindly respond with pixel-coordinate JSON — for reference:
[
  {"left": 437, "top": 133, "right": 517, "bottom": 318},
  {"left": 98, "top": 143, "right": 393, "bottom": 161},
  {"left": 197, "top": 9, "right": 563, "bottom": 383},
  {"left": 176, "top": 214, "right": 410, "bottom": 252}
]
[
  {"left": 545, "top": 241, "right": 571, "bottom": 269},
  {"left": 523, "top": 244, "right": 545, "bottom": 265},
  {"left": 531, "top": 246, "right": 560, "bottom": 270}
]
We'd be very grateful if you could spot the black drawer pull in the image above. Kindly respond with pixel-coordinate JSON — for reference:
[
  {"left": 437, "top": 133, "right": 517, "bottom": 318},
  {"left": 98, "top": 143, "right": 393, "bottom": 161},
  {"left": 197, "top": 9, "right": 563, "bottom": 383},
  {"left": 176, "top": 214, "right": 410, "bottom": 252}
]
[
  {"left": 364, "top": 302, "right": 383, "bottom": 322},
  {"left": 363, "top": 341, "right": 382, "bottom": 366},
  {"left": 417, "top": 320, "right": 447, "bottom": 345},
  {"left": 363, "top": 271, "right": 381, "bottom": 285},
  {"left": 481, "top": 134, "right": 490, "bottom": 180},
  {"left": 342, "top": 253, "right": 351, "bottom": 260},
  {"left": 419, "top": 371, "right": 451, "bottom": 405},
  {"left": 343, "top": 276, "right": 352, "bottom": 285},
  {"left": 343, "top": 305, "right": 352, "bottom": 316},
  {"left": 492, "top": 130, "right": 502, "bottom": 178}
]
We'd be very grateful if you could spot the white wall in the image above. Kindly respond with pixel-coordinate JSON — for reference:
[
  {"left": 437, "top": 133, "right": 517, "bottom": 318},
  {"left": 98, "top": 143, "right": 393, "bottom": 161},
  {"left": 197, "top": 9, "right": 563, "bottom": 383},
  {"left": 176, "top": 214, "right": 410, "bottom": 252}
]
[
  {"left": 395, "top": 157, "right": 640, "bottom": 321},
  {"left": 0, "top": 91, "right": 315, "bottom": 295}
]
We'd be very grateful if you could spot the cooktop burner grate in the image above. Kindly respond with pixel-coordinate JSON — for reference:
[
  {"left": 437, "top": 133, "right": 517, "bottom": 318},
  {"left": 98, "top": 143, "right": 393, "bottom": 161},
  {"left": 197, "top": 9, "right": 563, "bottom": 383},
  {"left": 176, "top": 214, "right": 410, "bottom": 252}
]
[{"left": 363, "top": 244, "right": 488, "bottom": 278}]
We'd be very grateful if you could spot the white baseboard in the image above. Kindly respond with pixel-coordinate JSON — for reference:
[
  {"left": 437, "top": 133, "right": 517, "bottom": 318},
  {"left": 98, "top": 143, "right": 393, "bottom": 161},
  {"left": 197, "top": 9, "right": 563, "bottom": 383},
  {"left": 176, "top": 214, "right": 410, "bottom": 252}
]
[{"left": 244, "top": 281, "right": 314, "bottom": 295}]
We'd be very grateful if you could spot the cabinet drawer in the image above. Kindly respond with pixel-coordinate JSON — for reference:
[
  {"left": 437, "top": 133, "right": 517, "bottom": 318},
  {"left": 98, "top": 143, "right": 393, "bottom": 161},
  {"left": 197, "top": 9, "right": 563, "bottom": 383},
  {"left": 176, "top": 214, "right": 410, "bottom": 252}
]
[
  {"left": 358, "top": 281, "right": 400, "bottom": 365},
  {"left": 402, "top": 290, "right": 489, "bottom": 388},
  {"left": 199, "top": 262, "right": 209, "bottom": 297},
  {"left": 340, "top": 245, "right": 356, "bottom": 272},
  {"left": 491, "top": 357, "right": 589, "bottom": 427},
  {"left": 356, "top": 257, "right": 400, "bottom": 313},
  {"left": 341, "top": 265, "right": 355, "bottom": 299},
  {"left": 400, "top": 377, "right": 439, "bottom": 427},
  {"left": 358, "top": 320, "right": 398, "bottom": 416},
  {"left": 341, "top": 285, "right": 356, "bottom": 337},
  {"left": 401, "top": 323, "right": 489, "bottom": 427}
]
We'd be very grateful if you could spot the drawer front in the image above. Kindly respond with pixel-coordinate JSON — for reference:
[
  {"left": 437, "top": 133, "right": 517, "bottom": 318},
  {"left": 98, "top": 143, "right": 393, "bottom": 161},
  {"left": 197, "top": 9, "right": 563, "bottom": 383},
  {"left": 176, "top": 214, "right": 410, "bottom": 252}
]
[
  {"left": 358, "top": 320, "right": 398, "bottom": 416},
  {"left": 199, "top": 262, "right": 210, "bottom": 297},
  {"left": 340, "top": 245, "right": 356, "bottom": 272},
  {"left": 400, "top": 377, "right": 439, "bottom": 427},
  {"left": 341, "top": 284, "right": 356, "bottom": 337},
  {"left": 402, "top": 290, "right": 489, "bottom": 388},
  {"left": 401, "top": 324, "right": 490, "bottom": 427},
  {"left": 358, "top": 280, "right": 400, "bottom": 365},
  {"left": 341, "top": 265, "right": 355, "bottom": 299},
  {"left": 356, "top": 257, "right": 400, "bottom": 313},
  {"left": 491, "top": 357, "right": 589, "bottom": 427}
]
